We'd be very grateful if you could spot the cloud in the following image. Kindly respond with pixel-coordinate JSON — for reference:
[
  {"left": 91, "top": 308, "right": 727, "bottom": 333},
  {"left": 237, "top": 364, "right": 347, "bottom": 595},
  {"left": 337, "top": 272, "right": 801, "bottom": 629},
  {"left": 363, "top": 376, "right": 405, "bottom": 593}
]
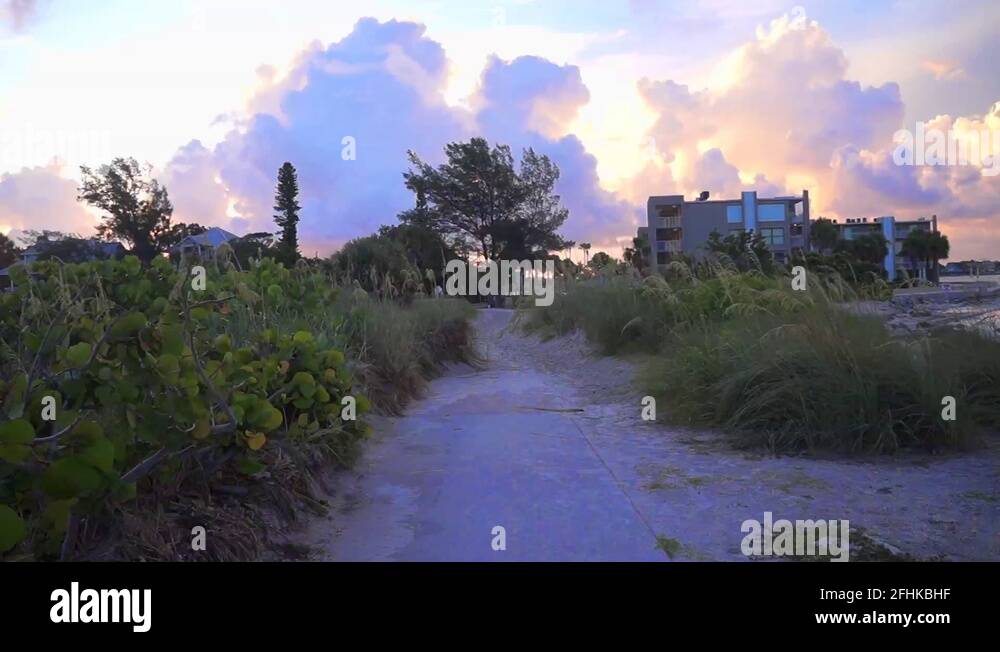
[
  {"left": 1, "top": 0, "right": 42, "bottom": 31},
  {"left": 473, "top": 54, "right": 639, "bottom": 245},
  {"left": 160, "top": 18, "right": 636, "bottom": 255},
  {"left": 158, "top": 140, "right": 234, "bottom": 230},
  {"left": 0, "top": 162, "right": 95, "bottom": 237},
  {"left": 921, "top": 60, "right": 966, "bottom": 81},
  {"left": 825, "top": 102, "right": 1000, "bottom": 258},
  {"left": 162, "top": 18, "right": 473, "bottom": 255},
  {"left": 637, "top": 11, "right": 903, "bottom": 197},
  {"left": 685, "top": 148, "right": 782, "bottom": 198}
]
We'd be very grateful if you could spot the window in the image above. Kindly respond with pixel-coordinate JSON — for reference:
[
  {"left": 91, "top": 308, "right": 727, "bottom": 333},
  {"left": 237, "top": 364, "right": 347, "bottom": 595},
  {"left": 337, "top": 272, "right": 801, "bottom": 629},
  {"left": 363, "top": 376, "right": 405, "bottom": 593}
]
[
  {"left": 760, "top": 226, "right": 785, "bottom": 246},
  {"left": 726, "top": 204, "right": 743, "bottom": 223},
  {"left": 656, "top": 227, "right": 682, "bottom": 241},
  {"left": 758, "top": 204, "right": 786, "bottom": 222},
  {"left": 790, "top": 223, "right": 803, "bottom": 237}
]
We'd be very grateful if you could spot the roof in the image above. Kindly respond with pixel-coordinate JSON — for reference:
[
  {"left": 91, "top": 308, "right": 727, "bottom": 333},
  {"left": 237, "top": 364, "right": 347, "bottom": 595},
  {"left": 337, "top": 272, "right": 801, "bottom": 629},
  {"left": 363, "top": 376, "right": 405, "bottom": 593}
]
[
  {"left": 175, "top": 227, "right": 239, "bottom": 249},
  {"left": 22, "top": 239, "right": 125, "bottom": 258}
]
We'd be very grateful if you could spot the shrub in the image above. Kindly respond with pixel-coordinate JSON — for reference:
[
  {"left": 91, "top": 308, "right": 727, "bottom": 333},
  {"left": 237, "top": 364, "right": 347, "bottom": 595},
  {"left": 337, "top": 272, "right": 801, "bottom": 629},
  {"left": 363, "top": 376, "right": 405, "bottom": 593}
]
[
  {"left": 0, "top": 254, "right": 471, "bottom": 559},
  {"left": 520, "top": 260, "right": 999, "bottom": 453},
  {"left": 643, "top": 305, "right": 1000, "bottom": 452}
]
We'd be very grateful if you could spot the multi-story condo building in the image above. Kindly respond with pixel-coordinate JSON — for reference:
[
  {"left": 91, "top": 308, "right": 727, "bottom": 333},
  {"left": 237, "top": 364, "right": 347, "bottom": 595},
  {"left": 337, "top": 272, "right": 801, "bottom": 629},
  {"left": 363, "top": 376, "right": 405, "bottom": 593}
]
[
  {"left": 645, "top": 190, "right": 811, "bottom": 267},
  {"left": 830, "top": 215, "right": 938, "bottom": 281}
]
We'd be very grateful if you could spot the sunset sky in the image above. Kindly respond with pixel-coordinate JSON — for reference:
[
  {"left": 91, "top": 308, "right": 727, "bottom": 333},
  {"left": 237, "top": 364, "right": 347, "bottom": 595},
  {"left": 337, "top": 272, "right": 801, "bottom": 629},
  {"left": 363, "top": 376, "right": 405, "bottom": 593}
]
[{"left": 1, "top": 0, "right": 997, "bottom": 260}]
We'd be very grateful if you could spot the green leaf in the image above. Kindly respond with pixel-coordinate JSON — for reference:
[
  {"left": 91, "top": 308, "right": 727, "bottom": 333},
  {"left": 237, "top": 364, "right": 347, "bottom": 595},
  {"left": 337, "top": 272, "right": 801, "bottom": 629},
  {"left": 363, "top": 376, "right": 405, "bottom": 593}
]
[
  {"left": 0, "top": 444, "right": 30, "bottom": 464},
  {"left": 80, "top": 438, "right": 115, "bottom": 472},
  {"left": 237, "top": 458, "right": 265, "bottom": 476},
  {"left": 160, "top": 324, "right": 185, "bottom": 356},
  {"left": 41, "top": 457, "right": 103, "bottom": 499},
  {"left": 65, "top": 342, "right": 92, "bottom": 368},
  {"left": 121, "top": 255, "right": 142, "bottom": 276},
  {"left": 44, "top": 499, "right": 75, "bottom": 535},
  {"left": 260, "top": 407, "right": 283, "bottom": 431},
  {"left": 157, "top": 353, "right": 180, "bottom": 379},
  {"left": 292, "top": 331, "right": 314, "bottom": 347},
  {"left": 292, "top": 371, "right": 315, "bottom": 388},
  {"left": 71, "top": 420, "right": 104, "bottom": 443},
  {"left": 0, "top": 419, "right": 34, "bottom": 444},
  {"left": 110, "top": 312, "right": 147, "bottom": 339},
  {"left": 0, "top": 505, "right": 27, "bottom": 553}
]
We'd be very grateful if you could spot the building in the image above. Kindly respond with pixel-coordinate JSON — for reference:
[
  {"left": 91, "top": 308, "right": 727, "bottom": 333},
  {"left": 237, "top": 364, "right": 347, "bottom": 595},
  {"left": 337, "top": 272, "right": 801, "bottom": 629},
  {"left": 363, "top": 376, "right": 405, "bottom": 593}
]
[
  {"left": 172, "top": 227, "right": 239, "bottom": 259},
  {"left": 20, "top": 238, "right": 125, "bottom": 265},
  {"left": 0, "top": 238, "right": 126, "bottom": 291},
  {"left": 829, "top": 215, "right": 937, "bottom": 281},
  {"left": 646, "top": 190, "right": 810, "bottom": 267}
]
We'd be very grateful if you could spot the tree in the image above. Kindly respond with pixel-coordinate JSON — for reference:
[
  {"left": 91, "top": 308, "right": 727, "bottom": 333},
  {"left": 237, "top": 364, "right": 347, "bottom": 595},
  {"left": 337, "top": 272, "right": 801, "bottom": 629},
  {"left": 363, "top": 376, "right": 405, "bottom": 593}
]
[
  {"left": 810, "top": 218, "right": 839, "bottom": 254},
  {"left": 377, "top": 223, "right": 458, "bottom": 287},
  {"left": 402, "top": 138, "right": 571, "bottom": 261},
  {"left": 623, "top": 234, "right": 648, "bottom": 270},
  {"left": 900, "top": 228, "right": 948, "bottom": 283},
  {"left": 925, "top": 231, "right": 950, "bottom": 283},
  {"left": 159, "top": 222, "right": 207, "bottom": 251},
  {"left": 78, "top": 158, "right": 174, "bottom": 263},
  {"left": 17, "top": 230, "right": 117, "bottom": 263},
  {"left": 328, "top": 232, "right": 420, "bottom": 297},
  {"left": 588, "top": 251, "right": 614, "bottom": 270},
  {"left": 497, "top": 148, "right": 573, "bottom": 258},
  {"left": 835, "top": 233, "right": 888, "bottom": 266},
  {"left": 0, "top": 232, "right": 19, "bottom": 268},
  {"left": 230, "top": 232, "right": 280, "bottom": 269},
  {"left": 273, "top": 162, "right": 301, "bottom": 260},
  {"left": 580, "top": 242, "right": 591, "bottom": 264}
]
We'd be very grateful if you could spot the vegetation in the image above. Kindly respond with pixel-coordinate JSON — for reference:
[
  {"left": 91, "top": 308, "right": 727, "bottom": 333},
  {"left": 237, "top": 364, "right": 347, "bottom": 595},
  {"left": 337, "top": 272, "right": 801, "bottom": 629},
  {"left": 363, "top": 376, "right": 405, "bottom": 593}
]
[
  {"left": 520, "top": 258, "right": 999, "bottom": 453},
  {"left": 705, "top": 230, "right": 775, "bottom": 274},
  {"left": 327, "top": 223, "right": 459, "bottom": 295},
  {"left": 273, "top": 162, "right": 302, "bottom": 262},
  {"left": 402, "top": 138, "right": 572, "bottom": 261},
  {"left": 901, "top": 228, "right": 950, "bottom": 282},
  {"left": 78, "top": 158, "right": 176, "bottom": 262},
  {"left": 623, "top": 233, "right": 648, "bottom": 270},
  {"left": 810, "top": 217, "right": 840, "bottom": 254},
  {"left": 0, "top": 233, "right": 18, "bottom": 268},
  {"left": 0, "top": 253, "right": 473, "bottom": 560}
]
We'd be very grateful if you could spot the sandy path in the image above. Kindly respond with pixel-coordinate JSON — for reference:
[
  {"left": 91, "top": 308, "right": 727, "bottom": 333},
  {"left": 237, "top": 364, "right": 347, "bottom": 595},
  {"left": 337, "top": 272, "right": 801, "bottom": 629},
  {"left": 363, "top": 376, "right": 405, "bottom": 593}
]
[{"left": 297, "top": 309, "right": 999, "bottom": 561}]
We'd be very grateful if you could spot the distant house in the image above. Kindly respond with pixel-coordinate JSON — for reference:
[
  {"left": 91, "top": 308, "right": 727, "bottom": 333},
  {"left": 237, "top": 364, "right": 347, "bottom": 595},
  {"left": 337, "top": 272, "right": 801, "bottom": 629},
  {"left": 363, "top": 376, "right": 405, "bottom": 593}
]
[
  {"left": 0, "top": 237, "right": 126, "bottom": 291},
  {"left": 20, "top": 239, "right": 126, "bottom": 265},
  {"left": 172, "top": 227, "right": 239, "bottom": 259}
]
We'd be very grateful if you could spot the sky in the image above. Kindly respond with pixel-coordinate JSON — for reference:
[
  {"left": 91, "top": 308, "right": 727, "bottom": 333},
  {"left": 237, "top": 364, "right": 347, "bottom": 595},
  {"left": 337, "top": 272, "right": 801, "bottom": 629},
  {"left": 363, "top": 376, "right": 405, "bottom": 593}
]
[{"left": 0, "top": 0, "right": 997, "bottom": 260}]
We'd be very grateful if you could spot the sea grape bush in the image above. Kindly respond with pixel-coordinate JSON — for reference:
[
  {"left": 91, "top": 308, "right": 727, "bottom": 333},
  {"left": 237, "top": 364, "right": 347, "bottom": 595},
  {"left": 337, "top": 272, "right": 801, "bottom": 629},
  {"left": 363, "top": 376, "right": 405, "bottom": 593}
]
[{"left": 0, "top": 255, "right": 370, "bottom": 559}]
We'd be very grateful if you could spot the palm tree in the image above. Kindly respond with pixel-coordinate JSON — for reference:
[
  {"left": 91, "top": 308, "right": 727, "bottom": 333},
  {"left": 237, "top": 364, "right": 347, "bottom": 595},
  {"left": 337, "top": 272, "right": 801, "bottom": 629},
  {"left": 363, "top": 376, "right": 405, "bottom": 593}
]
[
  {"left": 925, "top": 231, "right": 950, "bottom": 283},
  {"left": 901, "top": 229, "right": 930, "bottom": 281},
  {"left": 580, "top": 242, "right": 591, "bottom": 265}
]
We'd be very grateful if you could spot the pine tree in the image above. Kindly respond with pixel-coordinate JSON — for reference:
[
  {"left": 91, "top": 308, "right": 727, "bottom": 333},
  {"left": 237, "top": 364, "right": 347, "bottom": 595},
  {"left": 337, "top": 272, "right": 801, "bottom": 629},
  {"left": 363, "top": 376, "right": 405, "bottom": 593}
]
[{"left": 273, "top": 162, "right": 301, "bottom": 259}]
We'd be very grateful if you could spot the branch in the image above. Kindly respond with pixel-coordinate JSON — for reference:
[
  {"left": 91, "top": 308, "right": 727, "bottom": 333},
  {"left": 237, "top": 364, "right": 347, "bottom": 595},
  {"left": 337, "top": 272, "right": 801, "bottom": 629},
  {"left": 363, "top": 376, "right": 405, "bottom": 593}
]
[
  {"left": 180, "top": 270, "right": 238, "bottom": 435},
  {"left": 32, "top": 412, "right": 85, "bottom": 444}
]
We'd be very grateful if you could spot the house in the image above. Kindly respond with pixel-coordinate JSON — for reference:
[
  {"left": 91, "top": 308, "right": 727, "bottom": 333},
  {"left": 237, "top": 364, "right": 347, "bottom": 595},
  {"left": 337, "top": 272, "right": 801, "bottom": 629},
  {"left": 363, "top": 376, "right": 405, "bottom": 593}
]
[
  {"left": 0, "top": 237, "right": 126, "bottom": 291},
  {"left": 172, "top": 227, "right": 239, "bottom": 259},
  {"left": 828, "top": 215, "right": 938, "bottom": 281},
  {"left": 646, "top": 190, "right": 811, "bottom": 267},
  {"left": 18, "top": 239, "right": 126, "bottom": 265}
]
